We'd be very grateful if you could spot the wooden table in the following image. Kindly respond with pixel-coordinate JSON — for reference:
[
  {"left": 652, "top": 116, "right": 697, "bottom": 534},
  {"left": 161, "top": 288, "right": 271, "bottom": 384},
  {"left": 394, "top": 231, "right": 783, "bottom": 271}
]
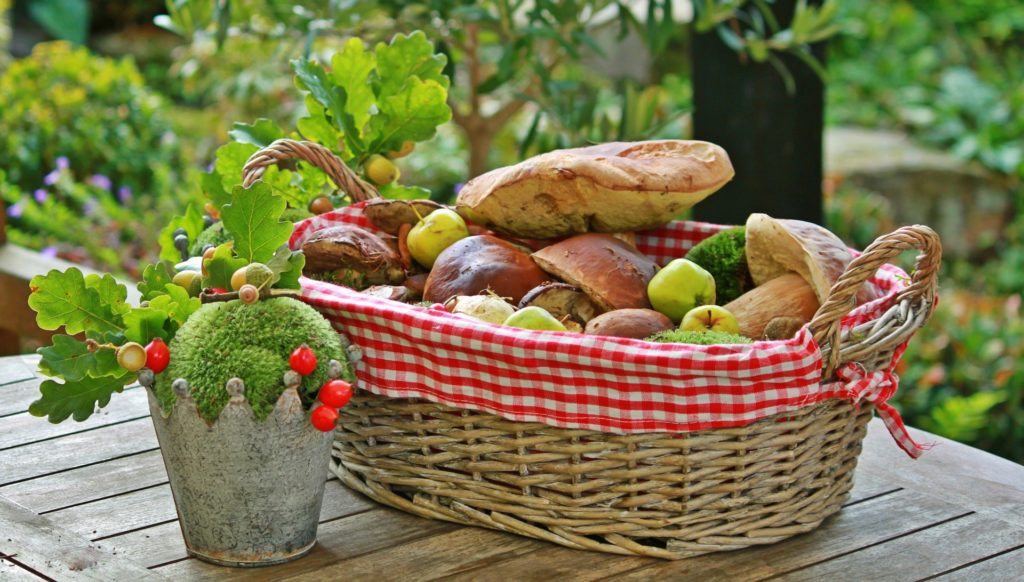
[{"left": 2, "top": 354, "right": 1023, "bottom": 581}]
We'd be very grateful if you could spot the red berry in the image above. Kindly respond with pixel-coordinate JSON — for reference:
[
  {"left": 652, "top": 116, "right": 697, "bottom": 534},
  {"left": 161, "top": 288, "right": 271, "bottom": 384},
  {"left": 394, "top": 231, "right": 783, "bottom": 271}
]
[
  {"left": 289, "top": 345, "right": 317, "bottom": 375},
  {"left": 310, "top": 405, "right": 339, "bottom": 432},
  {"left": 318, "top": 380, "right": 352, "bottom": 408},
  {"left": 210, "top": 287, "right": 227, "bottom": 294},
  {"left": 144, "top": 338, "right": 171, "bottom": 374}
]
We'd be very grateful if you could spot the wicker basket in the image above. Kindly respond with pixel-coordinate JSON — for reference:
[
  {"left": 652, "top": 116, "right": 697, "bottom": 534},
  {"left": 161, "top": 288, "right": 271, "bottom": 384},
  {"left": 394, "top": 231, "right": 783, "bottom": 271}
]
[{"left": 243, "top": 140, "right": 942, "bottom": 560}]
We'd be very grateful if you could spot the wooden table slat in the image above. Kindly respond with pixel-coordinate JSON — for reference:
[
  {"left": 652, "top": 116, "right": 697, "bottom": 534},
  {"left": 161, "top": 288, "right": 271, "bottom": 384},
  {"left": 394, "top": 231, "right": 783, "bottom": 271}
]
[
  {"left": 0, "top": 386, "right": 147, "bottom": 451},
  {"left": 930, "top": 546, "right": 1024, "bottom": 582},
  {"left": 0, "top": 450, "right": 167, "bottom": 514},
  {"left": 775, "top": 512, "right": 1024, "bottom": 581},
  {"left": 0, "top": 494, "right": 163, "bottom": 581},
  {"left": 0, "top": 557, "right": 46, "bottom": 581},
  {"left": 0, "top": 379, "right": 47, "bottom": 418},
  {"left": 0, "top": 417, "right": 158, "bottom": 486},
  {"left": 153, "top": 509, "right": 456, "bottom": 582},
  {"left": 1, "top": 354, "right": 1023, "bottom": 581},
  {"left": 97, "top": 479, "right": 377, "bottom": 567},
  {"left": 604, "top": 489, "right": 972, "bottom": 581},
  {"left": 0, "top": 357, "right": 34, "bottom": 388}
]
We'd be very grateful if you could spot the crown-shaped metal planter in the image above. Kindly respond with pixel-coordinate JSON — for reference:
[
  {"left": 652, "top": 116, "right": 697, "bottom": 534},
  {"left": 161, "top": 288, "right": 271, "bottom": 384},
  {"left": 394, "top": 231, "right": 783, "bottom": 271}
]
[{"left": 138, "top": 359, "right": 345, "bottom": 567}]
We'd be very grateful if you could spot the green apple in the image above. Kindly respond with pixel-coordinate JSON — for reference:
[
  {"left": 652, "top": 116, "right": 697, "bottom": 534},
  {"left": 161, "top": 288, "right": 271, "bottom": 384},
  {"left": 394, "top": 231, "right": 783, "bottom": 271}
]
[
  {"left": 503, "top": 306, "right": 568, "bottom": 332},
  {"left": 679, "top": 305, "right": 740, "bottom": 335},
  {"left": 407, "top": 208, "right": 470, "bottom": 268},
  {"left": 647, "top": 258, "right": 716, "bottom": 323}
]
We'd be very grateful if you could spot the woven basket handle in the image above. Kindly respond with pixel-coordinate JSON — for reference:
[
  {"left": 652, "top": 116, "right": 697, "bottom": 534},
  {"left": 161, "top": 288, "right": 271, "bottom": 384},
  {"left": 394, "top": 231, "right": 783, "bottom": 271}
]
[
  {"left": 809, "top": 225, "right": 942, "bottom": 376},
  {"left": 241, "top": 139, "right": 381, "bottom": 203}
]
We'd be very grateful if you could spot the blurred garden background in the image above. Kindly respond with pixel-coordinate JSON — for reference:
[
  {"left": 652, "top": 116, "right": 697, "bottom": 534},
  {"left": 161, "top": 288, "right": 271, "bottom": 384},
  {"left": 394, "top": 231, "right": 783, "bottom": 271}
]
[{"left": 1, "top": 0, "right": 1022, "bottom": 463}]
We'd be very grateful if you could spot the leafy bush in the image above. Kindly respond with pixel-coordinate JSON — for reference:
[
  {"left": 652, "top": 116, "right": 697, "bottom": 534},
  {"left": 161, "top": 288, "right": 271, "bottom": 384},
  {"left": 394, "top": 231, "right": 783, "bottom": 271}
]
[
  {"left": 0, "top": 42, "right": 202, "bottom": 276},
  {"left": 0, "top": 41, "right": 184, "bottom": 195},
  {"left": 894, "top": 293, "right": 1023, "bottom": 463},
  {"left": 830, "top": 1, "right": 1024, "bottom": 179}
]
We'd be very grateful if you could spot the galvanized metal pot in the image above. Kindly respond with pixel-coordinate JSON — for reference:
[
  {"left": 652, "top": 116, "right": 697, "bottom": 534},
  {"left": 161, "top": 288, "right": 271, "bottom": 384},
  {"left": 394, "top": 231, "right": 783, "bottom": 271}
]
[{"left": 139, "top": 366, "right": 338, "bottom": 567}]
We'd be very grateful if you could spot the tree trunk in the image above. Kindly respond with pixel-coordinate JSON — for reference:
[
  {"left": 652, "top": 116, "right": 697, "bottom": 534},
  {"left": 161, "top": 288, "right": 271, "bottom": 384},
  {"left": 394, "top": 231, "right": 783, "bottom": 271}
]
[
  {"left": 691, "top": 0, "right": 826, "bottom": 226},
  {"left": 467, "top": 129, "right": 492, "bottom": 180}
]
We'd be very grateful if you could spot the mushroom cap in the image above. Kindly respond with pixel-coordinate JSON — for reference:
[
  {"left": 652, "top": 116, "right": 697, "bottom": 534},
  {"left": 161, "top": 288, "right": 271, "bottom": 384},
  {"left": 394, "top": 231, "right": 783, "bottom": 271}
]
[
  {"left": 300, "top": 224, "right": 405, "bottom": 285},
  {"left": 517, "top": 282, "right": 603, "bottom": 324},
  {"left": 456, "top": 140, "right": 735, "bottom": 239},
  {"left": 364, "top": 199, "right": 444, "bottom": 235},
  {"left": 745, "top": 214, "right": 874, "bottom": 304},
  {"left": 423, "top": 235, "right": 551, "bottom": 304},
  {"left": 531, "top": 234, "right": 659, "bottom": 311},
  {"left": 584, "top": 309, "right": 674, "bottom": 339}
]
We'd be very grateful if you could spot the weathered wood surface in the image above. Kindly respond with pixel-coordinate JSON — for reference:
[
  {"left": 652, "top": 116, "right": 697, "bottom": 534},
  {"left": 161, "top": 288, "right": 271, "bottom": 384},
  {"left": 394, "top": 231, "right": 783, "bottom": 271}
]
[{"left": 1, "top": 355, "right": 1023, "bottom": 580}]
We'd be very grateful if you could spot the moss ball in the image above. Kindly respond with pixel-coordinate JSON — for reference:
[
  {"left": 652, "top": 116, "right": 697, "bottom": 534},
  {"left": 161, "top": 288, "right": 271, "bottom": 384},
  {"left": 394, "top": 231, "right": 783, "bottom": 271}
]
[
  {"left": 684, "top": 227, "right": 754, "bottom": 304},
  {"left": 646, "top": 329, "right": 753, "bottom": 345},
  {"left": 155, "top": 297, "right": 347, "bottom": 422},
  {"left": 190, "top": 221, "right": 232, "bottom": 256}
]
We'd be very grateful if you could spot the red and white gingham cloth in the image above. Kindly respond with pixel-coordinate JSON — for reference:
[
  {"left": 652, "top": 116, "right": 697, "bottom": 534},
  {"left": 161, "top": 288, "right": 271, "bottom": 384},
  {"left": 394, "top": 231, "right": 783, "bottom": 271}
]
[{"left": 291, "top": 204, "right": 930, "bottom": 458}]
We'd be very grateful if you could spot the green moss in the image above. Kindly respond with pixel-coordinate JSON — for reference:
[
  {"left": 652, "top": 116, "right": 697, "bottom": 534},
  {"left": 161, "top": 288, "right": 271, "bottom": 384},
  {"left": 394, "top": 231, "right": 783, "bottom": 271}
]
[
  {"left": 685, "top": 227, "right": 754, "bottom": 304},
  {"left": 155, "top": 297, "right": 349, "bottom": 422},
  {"left": 190, "top": 221, "right": 232, "bottom": 256},
  {"left": 646, "top": 329, "right": 753, "bottom": 345}
]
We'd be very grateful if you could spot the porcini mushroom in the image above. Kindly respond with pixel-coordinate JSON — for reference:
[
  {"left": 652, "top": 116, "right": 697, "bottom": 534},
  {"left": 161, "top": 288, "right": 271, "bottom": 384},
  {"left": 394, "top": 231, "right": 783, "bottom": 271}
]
[
  {"left": 584, "top": 309, "right": 674, "bottom": 339},
  {"left": 723, "top": 274, "right": 820, "bottom": 339},
  {"left": 518, "top": 282, "right": 602, "bottom": 324},
  {"left": 456, "top": 140, "right": 735, "bottom": 239},
  {"left": 363, "top": 199, "right": 444, "bottom": 235},
  {"left": 531, "top": 234, "right": 659, "bottom": 311},
  {"left": 301, "top": 225, "right": 405, "bottom": 286},
  {"left": 745, "top": 213, "right": 878, "bottom": 305},
  {"left": 423, "top": 235, "right": 551, "bottom": 304}
]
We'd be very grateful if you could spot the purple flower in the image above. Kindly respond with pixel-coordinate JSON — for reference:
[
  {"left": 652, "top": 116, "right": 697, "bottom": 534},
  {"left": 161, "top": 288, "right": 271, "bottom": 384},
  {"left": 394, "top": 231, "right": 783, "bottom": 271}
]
[
  {"left": 89, "top": 174, "right": 112, "bottom": 191},
  {"left": 7, "top": 199, "right": 24, "bottom": 218},
  {"left": 56, "top": 156, "right": 70, "bottom": 170},
  {"left": 454, "top": 182, "right": 465, "bottom": 194},
  {"left": 117, "top": 186, "right": 133, "bottom": 204},
  {"left": 44, "top": 169, "right": 60, "bottom": 186},
  {"left": 40, "top": 246, "right": 58, "bottom": 258},
  {"left": 83, "top": 198, "right": 98, "bottom": 216},
  {"left": 33, "top": 189, "right": 48, "bottom": 203},
  {"left": 206, "top": 162, "right": 215, "bottom": 172}
]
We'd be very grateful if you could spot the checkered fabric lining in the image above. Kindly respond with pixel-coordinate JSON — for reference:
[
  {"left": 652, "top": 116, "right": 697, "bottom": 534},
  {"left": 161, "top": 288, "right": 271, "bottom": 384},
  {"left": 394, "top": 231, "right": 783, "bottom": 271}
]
[{"left": 291, "top": 203, "right": 929, "bottom": 457}]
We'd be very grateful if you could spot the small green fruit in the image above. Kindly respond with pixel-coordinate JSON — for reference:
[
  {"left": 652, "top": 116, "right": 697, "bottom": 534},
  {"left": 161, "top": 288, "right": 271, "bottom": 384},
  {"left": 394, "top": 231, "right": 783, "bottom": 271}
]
[
  {"left": 679, "top": 305, "right": 740, "bottom": 335},
  {"left": 647, "top": 259, "right": 716, "bottom": 323},
  {"left": 407, "top": 208, "right": 470, "bottom": 268},
  {"left": 503, "top": 306, "right": 568, "bottom": 332},
  {"left": 365, "top": 154, "right": 400, "bottom": 185},
  {"left": 172, "top": 270, "right": 203, "bottom": 297},
  {"left": 231, "top": 262, "right": 274, "bottom": 291}
]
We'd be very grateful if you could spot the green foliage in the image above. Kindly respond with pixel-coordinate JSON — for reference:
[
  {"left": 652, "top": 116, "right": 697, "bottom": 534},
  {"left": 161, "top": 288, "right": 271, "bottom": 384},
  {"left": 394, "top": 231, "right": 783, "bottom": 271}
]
[
  {"left": 220, "top": 183, "right": 293, "bottom": 264},
  {"left": 894, "top": 294, "right": 1024, "bottom": 463},
  {"left": 830, "top": 1, "right": 1024, "bottom": 181},
  {"left": 30, "top": 372, "right": 136, "bottom": 423},
  {"left": 28, "top": 268, "right": 127, "bottom": 335},
  {"left": 27, "top": 264, "right": 200, "bottom": 422},
  {"left": 684, "top": 227, "right": 753, "bottom": 305},
  {"left": 292, "top": 33, "right": 451, "bottom": 165},
  {"left": 202, "top": 242, "right": 247, "bottom": 290},
  {"left": 694, "top": 0, "right": 842, "bottom": 92},
  {"left": 0, "top": 41, "right": 182, "bottom": 197},
  {"left": 154, "top": 298, "right": 347, "bottom": 422},
  {"left": 37, "top": 335, "right": 121, "bottom": 383},
  {"left": 0, "top": 42, "right": 202, "bottom": 277},
  {"left": 646, "top": 329, "right": 753, "bottom": 345}
]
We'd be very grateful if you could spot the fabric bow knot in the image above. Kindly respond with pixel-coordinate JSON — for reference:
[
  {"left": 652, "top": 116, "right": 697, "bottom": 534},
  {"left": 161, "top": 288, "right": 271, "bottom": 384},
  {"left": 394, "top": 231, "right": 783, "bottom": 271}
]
[{"left": 835, "top": 362, "right": 932, "bottom": 459}]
